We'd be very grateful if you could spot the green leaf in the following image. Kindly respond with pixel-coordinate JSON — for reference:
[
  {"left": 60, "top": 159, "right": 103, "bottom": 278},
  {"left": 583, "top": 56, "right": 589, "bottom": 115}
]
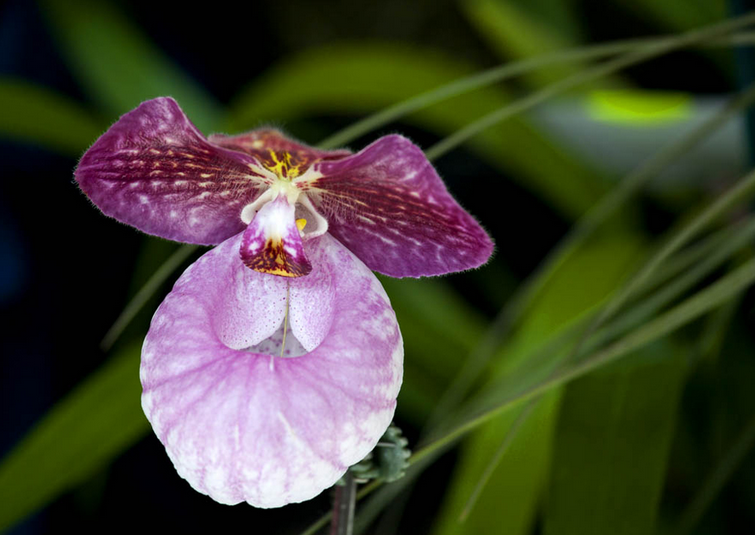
[
  {"left": 459, "top": 0, "right": 594, "bottom": 87},
  {"left": 380, "top": 277, "right": 489, "bottom": 423},
  {"left": 228, "top": 43, "right": 606, "bottom": 218},
  {"left": 0, "top": 80, "right": 103, "bottom": 156},
  {"left": 543, "top": 341, "right": 688, "bottom": 535},
  {"left": 421, "top": 256, "right": 755, "bottom": 464},
  {"left": 39, "top": 0, "right": 222, "bottom": 131},
  {"left": 0, "top": 346, "right": 146, "bottom": 532},
  {"left": 380, "top": 276, "right": 487, "bottom": 358},
  {"left": 433, "top": 394, "right": 561, "bottom": 535},
  {"left": 432, "top": 236, "right": 644, "bottom": 535}
]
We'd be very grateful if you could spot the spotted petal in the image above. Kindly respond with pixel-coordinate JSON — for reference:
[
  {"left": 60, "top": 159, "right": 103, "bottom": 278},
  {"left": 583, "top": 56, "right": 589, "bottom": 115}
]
[
  {"left": 141, "top": 233, "right": 403, "bottom": 507},
  {"left": 306, "top": 135, "right": 494, "bottom": 277},
  {"left": 75, "top": 97, "right": 269, "bottom": 244}
]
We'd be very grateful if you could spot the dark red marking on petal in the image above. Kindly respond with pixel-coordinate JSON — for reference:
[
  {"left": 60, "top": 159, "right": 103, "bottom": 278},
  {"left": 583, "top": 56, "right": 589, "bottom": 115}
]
[
  {"left": 240, "top": 196, "right": 312, "bottom": 277},
  {"left": 309, "top": 135, "right": 494, "bottom": 277},
  {"left": 242, "top": 238, "right": 312, "bottom": 277},
  {"left": 75, "top": 97, "right": 269, "bottom": 245}
]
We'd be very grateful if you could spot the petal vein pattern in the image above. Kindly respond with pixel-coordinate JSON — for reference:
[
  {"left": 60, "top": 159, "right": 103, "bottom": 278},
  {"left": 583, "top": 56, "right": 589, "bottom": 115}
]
[
  {"left": 309, "top": 135, "right": 494, "bottom": 277},
  {"left": 140, "top": 233, "right": 403, "bottom": 507},
  {"left": 76, "top": 98, "right": 271, "bottom": 245},
  {"left": 75, "top": 97, "right": 493, "bottom": 278}
]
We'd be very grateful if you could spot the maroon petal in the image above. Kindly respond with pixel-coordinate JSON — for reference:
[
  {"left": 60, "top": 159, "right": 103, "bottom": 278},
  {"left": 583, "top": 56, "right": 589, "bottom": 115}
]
[
  {"left": 209, "top": 129, "right": 351, "bottom": 173},
  {"left": 306, "top": 135, "right": 494, "bottom": 277},
  {"left": 75, "top": 97, "right": 270, "bottom": 245}
]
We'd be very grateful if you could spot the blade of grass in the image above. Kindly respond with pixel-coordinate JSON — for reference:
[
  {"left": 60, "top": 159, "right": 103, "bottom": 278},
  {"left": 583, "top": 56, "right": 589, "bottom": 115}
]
[
  {"left": 299, "top": 246, "right": 755, "bottom": 533},
  {"left": 460, "top": 0, "right": 586, "bottom": 89},
  {"left": 300, "top": 170, "right": 755, "bottom": 535},
  {"left": 597, "top": 217, "right": 755, "bottom": 345},
  {"left": 414, "top": 256, "right": 755, "bottom": 466},
  {"left": 439, "top": 215, "right": 755, "bottom": 441},
  {"left": 458, "top": 398, "right": 539, "bottom": 522},
  {"left": 433, "top": 236, "right": 642, "bottom": 535},
  {"left": 637, "top": 225, "right": 738, "bottom": 294},
  {"left": 426, "top": 12, "right": 755, "bottom": 160},
  {"left": 100, "top": 244, "right": 198, "bottom": 351},
  {"left": 319, "top": 31, "right": 755, "bottom": 149},
  {"left": 298, "top": 133, "right": 755, "bottom": 535},
  {"left": 571, "top": 166, "right": 755, "bottom": 365},
  {"left": 231, "top": 43, "right": 607, "bottom": 218},
  {"left": 424, "top": 82, "right": 755, "bottom": 432},
  {"left": 300, "top": 251, "right": 755, "bottom": 533}
]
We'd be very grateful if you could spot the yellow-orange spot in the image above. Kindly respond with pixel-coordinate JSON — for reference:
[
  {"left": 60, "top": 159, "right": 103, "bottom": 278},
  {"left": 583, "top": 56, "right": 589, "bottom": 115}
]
[
  {"left": 259, "top": 267, "right": 299, "bottom": 277},
  {"left": 296, "top": 218, "right": 307, "bottom": 232}
]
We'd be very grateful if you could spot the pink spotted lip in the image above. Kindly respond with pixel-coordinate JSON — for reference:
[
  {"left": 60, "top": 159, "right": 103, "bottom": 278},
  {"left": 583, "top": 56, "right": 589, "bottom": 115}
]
[
  {"left": 141, "top": 233, "right": 403, "bottom": 507},
  {"left": 75, "top": 97, "right": 494, "bottom": 278}
]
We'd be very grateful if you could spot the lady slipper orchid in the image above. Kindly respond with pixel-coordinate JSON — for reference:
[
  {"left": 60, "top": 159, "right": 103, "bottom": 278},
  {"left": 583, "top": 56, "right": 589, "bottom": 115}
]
[{"left": 75, "top": 97, "right": 493, "bottom": 507}]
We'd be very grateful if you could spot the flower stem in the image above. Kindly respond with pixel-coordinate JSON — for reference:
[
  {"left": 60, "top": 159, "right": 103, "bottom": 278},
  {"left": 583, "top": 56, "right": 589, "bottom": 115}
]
[{"left": 330, "top": 472, "right": 356, "bottom": 535}]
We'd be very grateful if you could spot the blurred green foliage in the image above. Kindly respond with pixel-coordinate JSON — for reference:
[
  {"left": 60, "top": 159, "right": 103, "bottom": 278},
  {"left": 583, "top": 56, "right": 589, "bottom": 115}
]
[{"left": 2, "top": 0, "right": 755, "bottom": 534}]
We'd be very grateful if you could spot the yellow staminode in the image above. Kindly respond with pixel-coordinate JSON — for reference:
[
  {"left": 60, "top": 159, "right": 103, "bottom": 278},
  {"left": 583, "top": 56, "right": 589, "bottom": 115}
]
[
  {"left": 296, "top": 218, "right": 307, "bottom": 232},
  {"left": 265, "top": 150, "right": 301, "bottom": 179}
]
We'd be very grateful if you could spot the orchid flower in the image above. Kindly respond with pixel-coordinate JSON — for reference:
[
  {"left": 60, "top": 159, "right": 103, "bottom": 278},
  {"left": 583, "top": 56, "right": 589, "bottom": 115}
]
[{"left": 75, "top": 97, "right": 493, "bottom": 508}]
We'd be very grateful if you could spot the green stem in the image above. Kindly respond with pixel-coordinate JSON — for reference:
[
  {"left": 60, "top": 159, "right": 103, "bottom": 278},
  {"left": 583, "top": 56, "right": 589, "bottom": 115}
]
[{"left": 330, "top": 472, "right": 356, "bottom": 535}]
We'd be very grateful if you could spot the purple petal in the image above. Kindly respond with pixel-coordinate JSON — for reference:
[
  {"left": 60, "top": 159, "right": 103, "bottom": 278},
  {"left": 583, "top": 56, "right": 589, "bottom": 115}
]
[
  {"left": 307, "top": 135, "right": 494, "bottom": 277},
  {"left": 141, "top": 233, "right": 403, "bottom": 507},
  {"left": 209, "top": 129, "right": 351, "bottom": 172},
  {"left": 240, "top": 194, "right": 312, "bottom": 277},
  {"left": 75, "top": 97, "right": 269, "bottom": 245}
]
